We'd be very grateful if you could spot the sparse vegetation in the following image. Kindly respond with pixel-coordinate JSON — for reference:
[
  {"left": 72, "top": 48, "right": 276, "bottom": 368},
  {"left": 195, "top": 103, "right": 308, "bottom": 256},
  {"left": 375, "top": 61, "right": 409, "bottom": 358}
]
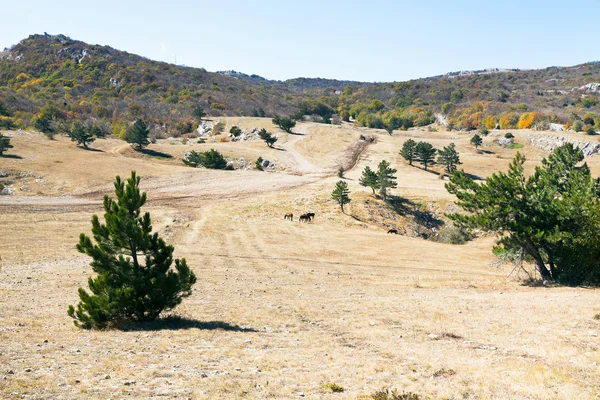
[
  {"left": 371, "top": 388, "right": 422, "bottom": 400},
  {"left": 67, "top": 171, "right": 197, "bottom": 329},
  {"left": 322, "top": 383, "right": 345, "bottom": 393},
  {"left": 255, "top": 157, "right": 264, "bottom": 171}
]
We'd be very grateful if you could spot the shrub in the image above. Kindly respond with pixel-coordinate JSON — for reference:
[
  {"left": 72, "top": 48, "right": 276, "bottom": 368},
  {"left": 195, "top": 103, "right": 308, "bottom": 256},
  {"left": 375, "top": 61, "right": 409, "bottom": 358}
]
[
  {"left": 337, "top": 166, "right": 344, "bottom": 178},
  {"left": 183, "top": 149, "right": 228, "bottom": 169},
  {"left": 436, "top": 224, "right": 471, "bottom": 244},
  {"left": 230, "top": 126, "right": 242, "bottom": 137},
  {"left": 67, "top": 172, "right": 196, "bottom": 329},
  {"left": 213, "top": 121, "right": 225, "bottom": 135},
  {"left": 322, "top": 383, "right": 344, "bottom": 393},
  {"left": 505, "top": 132, "right": 515, "bottom": 139},
  {"left": 371, "top": 388, "right": 422, "bottom": 400},
  {"left": 255, "top": 157, "right": 264, "bottom": 171}
]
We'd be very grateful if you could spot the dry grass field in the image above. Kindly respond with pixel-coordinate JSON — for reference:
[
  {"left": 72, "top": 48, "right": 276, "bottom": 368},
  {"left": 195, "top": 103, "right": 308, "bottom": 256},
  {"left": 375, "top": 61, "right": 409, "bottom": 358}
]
[{"left": 1, "top": 120, "right": 600, "bottom": 399}]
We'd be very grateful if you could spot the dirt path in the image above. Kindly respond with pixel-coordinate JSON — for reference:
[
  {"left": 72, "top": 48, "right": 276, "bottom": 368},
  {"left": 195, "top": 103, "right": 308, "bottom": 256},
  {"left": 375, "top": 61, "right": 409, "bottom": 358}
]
[{"left": 278, "top": 125, "right": 327, "bottom": 175}]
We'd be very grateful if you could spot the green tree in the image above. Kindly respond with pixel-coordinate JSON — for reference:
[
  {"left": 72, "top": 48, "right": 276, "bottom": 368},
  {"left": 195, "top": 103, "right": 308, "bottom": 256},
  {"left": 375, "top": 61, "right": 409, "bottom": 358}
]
[
  {"left": 67, "top": 171, "right": 197, "bottom": 329},
  {"left": 359, "top": 166, "right": 379, "bottom": 194},
  {"left": 0, "top": 133, "right": 14, "bottom": 156},
  {"left": 446, "top": 144, "right": 600, "bottom": 285},
  {"left": 331, "top": 180, "right": 351, "bottom": 213},
  {"left": 34, "top": 116, "right": 55, "bottom": 138},
  {"left": 437, "top": 143, "right": 462, "bottom": 173},
  {"left": 258, "top": 128, "right": 278, "bottom": 147},
  {"left": 192, "top": 105, "right": 206, "bottom": 120},
  {"left": 415, "top": 142, "right": 437, "bottom": 171},
  {"left": 126, "top": 119, "right": 150, "bottom": 151},
  {"left": 470, "top": 134, "right": 482, "bottom": 150},
  {"left": 272, "top": 115, "right": 296, "bottom": 133},
  {"left": 183, "top": 149, "right": 228, "bottom": 169},
  {"left": 337, "top": 166, "right": 345, "bottom": 178},
  {"left": 376, "top": 160, "right": 397, "bottom": 201},
  {"left": 0, "top": 101, "right": 9, "bottom": 117},
  {"left": 68, "top": 122, "right": 96, "bottom": 149},
  {"left": 255, "top": 157, "right": 264, "bottom": 171},
  {"left": 400, "top": 139, "right": 418, "bottom": 166}
]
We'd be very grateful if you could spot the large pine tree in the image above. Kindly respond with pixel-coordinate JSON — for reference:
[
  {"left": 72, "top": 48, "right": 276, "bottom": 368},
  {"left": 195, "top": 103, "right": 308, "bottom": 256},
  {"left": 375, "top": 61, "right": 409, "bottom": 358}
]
[
  {"left": 359, "top": 166, "right": 379, "bottom": 194},
  {"left": 68, "top": 171, "right": 197, "bottom": 329},
  {"left": 437, "top": 143, "right": 462, "bottom": 173},
  {"left": 0, "top": 134, "right": 13, "bottom": 156}
]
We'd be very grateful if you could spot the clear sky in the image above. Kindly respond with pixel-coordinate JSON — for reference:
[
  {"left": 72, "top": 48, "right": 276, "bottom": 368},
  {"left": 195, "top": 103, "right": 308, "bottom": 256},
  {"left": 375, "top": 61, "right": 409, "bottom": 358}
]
[{"left": 1, "top": 0, "right": 599, "bottom": 82}]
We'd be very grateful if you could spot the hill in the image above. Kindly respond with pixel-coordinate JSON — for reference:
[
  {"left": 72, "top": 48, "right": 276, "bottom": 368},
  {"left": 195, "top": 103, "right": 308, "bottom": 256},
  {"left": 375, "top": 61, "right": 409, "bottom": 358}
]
[{"left": 1, "top": 33, "right": 600, "bottom": 136}]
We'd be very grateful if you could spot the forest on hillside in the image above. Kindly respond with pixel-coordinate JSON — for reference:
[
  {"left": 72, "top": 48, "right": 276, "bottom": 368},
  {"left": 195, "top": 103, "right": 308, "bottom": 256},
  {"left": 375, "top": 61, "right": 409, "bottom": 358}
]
[{"left": 1, "top": 33, "right": 600, "bottom": 137}]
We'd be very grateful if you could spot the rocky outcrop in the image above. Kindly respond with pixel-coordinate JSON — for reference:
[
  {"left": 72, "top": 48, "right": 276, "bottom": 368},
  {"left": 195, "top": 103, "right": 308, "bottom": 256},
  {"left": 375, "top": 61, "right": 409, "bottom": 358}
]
[{"left": 528, "top": 134, "right": 600, "bottom": 156}]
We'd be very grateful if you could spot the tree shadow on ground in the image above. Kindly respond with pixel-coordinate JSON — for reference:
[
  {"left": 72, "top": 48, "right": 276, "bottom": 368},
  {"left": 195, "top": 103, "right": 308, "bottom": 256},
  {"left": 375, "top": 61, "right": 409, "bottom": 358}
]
[
  {"left": 141, "top": 148, "right": 173, "bottom": 159},
  {"left": 1, "top": 154, "right": 23, "bottom": 159},
  {"left": 81, "top": 147, "right": 104, "bottom": 152},
  {"left": 287, "top": 131, "right": 304, "bottom": 136},
  {"left": 387, "top": 196, "right": 444, "bottom": 230},
  {"left": 271, "top": 146, "right": 286, "bottom": 151},
  {"left": 119, "top": 316, "right": 258, "bottom": 332}
]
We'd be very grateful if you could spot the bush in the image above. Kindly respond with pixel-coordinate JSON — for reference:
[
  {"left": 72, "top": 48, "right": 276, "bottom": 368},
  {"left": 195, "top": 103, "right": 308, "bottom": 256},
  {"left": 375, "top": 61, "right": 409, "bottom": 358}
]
[
  {"left": 505, "top": 132, "right": 515, "bottom": 139},
  {"left": 436, "top": 225, "right": 471, "bottom": 244},
  {"left": 371, "top": 388, "right": 422, "bottom": 400},
  {"left": 230, "top": 126, "right": 242, "bottom": 137},
  {"left": 213, "top": 121, "right": 225, "bottom": 135},
  {"left": 255, "top": 157, "right": 264, "bottom": 171},
  {"left": 183, "top": 149, "right": 228, "bottom": 169},
  {"left": 322, "top": 383, "right": 344, "bottom": 393}
]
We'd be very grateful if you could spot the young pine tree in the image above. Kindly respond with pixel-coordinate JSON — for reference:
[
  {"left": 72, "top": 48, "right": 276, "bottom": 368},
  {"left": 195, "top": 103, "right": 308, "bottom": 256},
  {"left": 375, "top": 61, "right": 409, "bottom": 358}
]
[
  {"left": 437, "top": 143, "right": 462, "bottom": 173},
  {"left": 67, "top": 171, "right": 197, "bottom": 329},
  {"left": 416, "top": 142, "right": 437, "bottom": 171},
  {"left": 331, "top": 180, "right": 351, "bottom": 213},
  {"left": 470, "top": 134, "right": 483, "bottom": 150},
  {"left": 359, "top": 166, "right": 379, "bottom": 194},
  {"left": 258, "top": 128, "right": 277, "bottom": 147},
  {"left": 68, "top": 122, "right": 96, "bottom": 149},
  {"left": 376, "top": 160, "right": 398, "bottom": 201},
  {"left": 255, "top": 157, "right": 264, "bottom": 171},
  {"left": 0, "top": 134, "right": 14, "bottom": 156},
  {"left": 126, "top": 119, "right": 150, "bottom": 151},
  {"left": 400, "top": 139, "right": 418, "bottom": 166}
]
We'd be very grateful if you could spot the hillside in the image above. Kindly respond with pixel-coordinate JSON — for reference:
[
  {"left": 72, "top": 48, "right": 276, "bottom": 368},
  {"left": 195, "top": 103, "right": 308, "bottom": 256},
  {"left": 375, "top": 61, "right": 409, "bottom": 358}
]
[{"left": 1, "top": 33, "right": 600, "bottom": 136}]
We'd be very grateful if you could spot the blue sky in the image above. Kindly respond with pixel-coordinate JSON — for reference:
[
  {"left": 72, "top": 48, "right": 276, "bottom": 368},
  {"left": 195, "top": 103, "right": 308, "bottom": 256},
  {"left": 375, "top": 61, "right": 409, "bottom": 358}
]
[{"left": 1, "top": 0, "right": 599, "bottom": 82}]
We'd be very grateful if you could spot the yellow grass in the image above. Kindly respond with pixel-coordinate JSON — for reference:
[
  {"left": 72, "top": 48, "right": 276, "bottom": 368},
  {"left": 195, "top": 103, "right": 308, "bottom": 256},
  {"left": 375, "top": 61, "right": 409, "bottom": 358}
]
[{"left": 1, "top": 120, "right": 600, "bottom": 399}]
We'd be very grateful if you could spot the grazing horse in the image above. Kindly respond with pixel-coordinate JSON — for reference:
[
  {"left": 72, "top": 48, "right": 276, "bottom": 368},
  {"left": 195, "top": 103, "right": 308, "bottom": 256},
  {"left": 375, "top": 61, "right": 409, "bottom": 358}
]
[
  {"left": 299, "top": 214, "right": 310, "bottom": 222},
  {"left": 306, "top": 212, "right": 315, "bottom": 221},
  {"left": 387, "top": 229, "right": 398, "bottom": 234},
  {"left": 284, "top": 212, "right": 293, "bottom": 221}
]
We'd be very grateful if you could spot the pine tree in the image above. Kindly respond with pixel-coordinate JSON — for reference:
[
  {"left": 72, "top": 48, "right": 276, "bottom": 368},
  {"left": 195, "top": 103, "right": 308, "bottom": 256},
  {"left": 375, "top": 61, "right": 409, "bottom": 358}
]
[
  {"left": 446, "top": 143, "right": 600, "bottom": 285},
  {"left": 67, "top": 171, "right": 197, "bottom": 329},
  {"left": 258, "top": 128, "right": 277, "bottom": 147},
  {"left": 415, "top": 142, "right": 437, "bottom": 171},
  {"left": 437, "top": 143, "right": 462, "bottom": 172},
  {"left": 400, "top": 139, "right": 418, "bottom": 166},
  {"left": 331, "top": 180, "right": 351, "bottom": 213},
  {"left": 0, "top": 133, "right": 13, "bottom": 156},
  {"left": 272, "top": 116, "right": 295, "bottom": 133},
  {"left": 192, "top": 105, "right": 206, "bottom": 120},
  {"left": 470, "top": 134, "right": 482, "bottom": 150},
  {"left": 34, "top": 116, "right": 55, "bottom": 139},
  {"left": 68, "top": 122, "right": 96, "bottom": 149},
  {"left": 126, "top": 119, "right": 150, "bottom": 151},
  {"left": 376, "top": 160, "right": 397, "bottom": 201},
  {"left": 359, "top": 166, "right": 379, "bottom": 194}
]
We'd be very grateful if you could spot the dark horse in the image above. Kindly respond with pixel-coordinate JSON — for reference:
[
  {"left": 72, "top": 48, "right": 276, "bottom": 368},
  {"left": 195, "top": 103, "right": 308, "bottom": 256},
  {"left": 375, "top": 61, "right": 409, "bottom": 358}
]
[
  {"left": 299, "top": 214, "right": 310, "bottom": 222},
  {"left": 284, "top": 212, "right": 293, "bottom": 221},
  {"left": 387, "top": 229, "right": 398, "bottom": 234},
  {"left": 306, "top": 212, "right": 315, "bottom": 221}
]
